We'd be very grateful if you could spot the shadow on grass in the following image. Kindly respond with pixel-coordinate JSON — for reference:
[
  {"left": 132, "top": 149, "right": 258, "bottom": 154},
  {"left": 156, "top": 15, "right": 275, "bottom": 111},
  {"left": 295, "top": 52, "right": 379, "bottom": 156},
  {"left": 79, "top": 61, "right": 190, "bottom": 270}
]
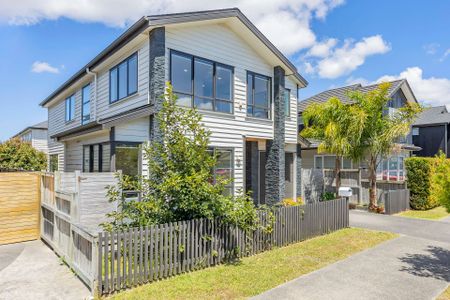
[{"left": 399, "top": 246, "right": 450, "bottom": 282}]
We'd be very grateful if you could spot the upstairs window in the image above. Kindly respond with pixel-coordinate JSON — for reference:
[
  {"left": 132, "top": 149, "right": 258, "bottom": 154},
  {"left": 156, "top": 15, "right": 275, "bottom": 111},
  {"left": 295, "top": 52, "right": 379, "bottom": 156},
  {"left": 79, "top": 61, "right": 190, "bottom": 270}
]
[
  {"left": 65, "top": 94, "right": 75, "bottom": 122},
  {"left": 109, "top": 53, "right": 138, "bottom": 103},
  {"left": 284, "top": 88, "right": 291, "bottom": 117},
  {"left": 82, "top": 84, "right": 91, "bottom": 124},
  {"left": 170, "top": 50, "right": 233, "bottom": 114},
  {"left": 247, "top": 72, "right": 271, "bottom": 119}
]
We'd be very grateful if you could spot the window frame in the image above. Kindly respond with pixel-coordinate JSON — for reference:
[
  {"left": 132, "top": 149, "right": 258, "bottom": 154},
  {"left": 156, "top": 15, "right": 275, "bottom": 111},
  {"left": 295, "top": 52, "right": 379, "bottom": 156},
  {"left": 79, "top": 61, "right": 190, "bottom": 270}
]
[
  {"left": 81, "top": 84, "right": 91, "bottom": 125},
  {"left": 169, "top": 49, "right": 234, "bottom": 114},
  {"left": 109, "top": 52, "right": 138, "bottom": 104},
  {"left": 284, "top": 88, "right": 291, "bottom": 118},
  {"left": 246, "top": 71, "right": 272, "bottom": 119},
  {"left": 113, "top": 141, "right": 142, "bottom": 176},
  {"left": 65, "top": 94, "right": 75, "bottom": 122},
  {"left": 314, "top": 155, "right": 353, "bottom": 170},
  {"left": 82, "top": 142, "right": 111, "bottom": 173},
  {"left": 376, "top": 154, "right": 406, "bottom": 182},
  {"left": 209, "top": 147, "right": 234, "bottom": 195}
]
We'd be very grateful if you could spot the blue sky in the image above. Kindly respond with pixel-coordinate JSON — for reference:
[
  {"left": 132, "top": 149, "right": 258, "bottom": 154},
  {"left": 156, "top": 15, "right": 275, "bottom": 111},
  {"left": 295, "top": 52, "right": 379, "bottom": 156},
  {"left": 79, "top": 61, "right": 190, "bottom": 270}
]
[{"left": 0, "top": 0, "right": 449, "bottom": 141}]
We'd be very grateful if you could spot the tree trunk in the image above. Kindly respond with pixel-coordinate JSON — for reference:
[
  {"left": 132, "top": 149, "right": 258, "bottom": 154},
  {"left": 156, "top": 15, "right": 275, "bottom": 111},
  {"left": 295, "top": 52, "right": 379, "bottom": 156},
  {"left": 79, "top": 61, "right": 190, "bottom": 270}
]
[
  {"left": 368, "top": 156, "right": 377, "bottom": 211},
  {"left": 335, "top": 156, "right": 342, "bottom": 196}
]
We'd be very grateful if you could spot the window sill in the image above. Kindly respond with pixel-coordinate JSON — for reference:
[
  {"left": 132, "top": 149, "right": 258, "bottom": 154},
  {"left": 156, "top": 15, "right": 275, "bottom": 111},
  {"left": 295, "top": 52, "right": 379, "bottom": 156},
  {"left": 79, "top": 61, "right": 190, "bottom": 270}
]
[
  {"left": 65, "top": 120, "right": 77, "bottom": 126},
  {"left": 109, "top": 92, "right": 139, "bottom": 107}
]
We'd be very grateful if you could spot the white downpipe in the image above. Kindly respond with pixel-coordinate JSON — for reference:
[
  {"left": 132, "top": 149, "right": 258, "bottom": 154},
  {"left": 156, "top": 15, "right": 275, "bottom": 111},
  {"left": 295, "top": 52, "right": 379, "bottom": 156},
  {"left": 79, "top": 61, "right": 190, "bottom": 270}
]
[{"left": 86, "top": 67, "right": 98, "bottom": 121}]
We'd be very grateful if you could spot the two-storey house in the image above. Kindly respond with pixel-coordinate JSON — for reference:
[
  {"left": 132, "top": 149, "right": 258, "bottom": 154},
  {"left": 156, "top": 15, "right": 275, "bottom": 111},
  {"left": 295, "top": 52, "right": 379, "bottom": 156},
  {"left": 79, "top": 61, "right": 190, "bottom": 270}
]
[
  {"left": 12, "top": 121, "right": 49, "bottom": 154},
  {"left": 40, "top": 8, "right": 308, "bottom": 205}
]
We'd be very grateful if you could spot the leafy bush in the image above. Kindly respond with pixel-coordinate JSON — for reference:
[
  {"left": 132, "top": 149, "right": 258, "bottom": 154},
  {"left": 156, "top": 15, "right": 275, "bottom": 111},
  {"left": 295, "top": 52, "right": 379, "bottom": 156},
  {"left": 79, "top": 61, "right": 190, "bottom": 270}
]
[
  {"left": 430, "top": 152, "right": 450, "bottom": 212},
  {"left": 405, "top": 157, "right": 439, "bottom": 210},
  {"left": 280, "top": 197, "right": 303, "bottom": 207},
  {"left": 0, "top": 138, "right": 47, "bottom": 171},
  {"left": 321, "top": 192, "right": 336, "bottom": 201},
  {"left": 103, "top": 84, "right": 268, "bottom": 234}
]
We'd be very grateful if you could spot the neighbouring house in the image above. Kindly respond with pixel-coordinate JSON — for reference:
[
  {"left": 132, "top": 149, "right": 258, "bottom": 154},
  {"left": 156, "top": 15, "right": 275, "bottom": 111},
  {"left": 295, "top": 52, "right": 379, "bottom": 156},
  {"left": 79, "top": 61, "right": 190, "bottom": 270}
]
[
  {"left": 298, "top": 79, "right": 421, "bottom": 204},
  {"left": 412, "top": 106, "right": 450, "bottom": 158},
  {"left": 12, "top": 120, "right": 49, "bottom": 154},
  {"left": 40, "top": 8, "right": 308, "bottom": 205}
]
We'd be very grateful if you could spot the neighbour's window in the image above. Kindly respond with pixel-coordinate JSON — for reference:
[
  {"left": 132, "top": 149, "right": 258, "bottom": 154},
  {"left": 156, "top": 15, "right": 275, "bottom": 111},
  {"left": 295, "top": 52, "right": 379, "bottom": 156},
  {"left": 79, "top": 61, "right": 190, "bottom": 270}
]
[
  {"left": 82, "top": 84, "right": 91, "bottom": 124},
  {"left": 115, "top": 143, "right": 140, "bottom": 177},
  {"left": 170, "top": 51, "right": 233, "bottom": 113},
  {"left": 284, "top": 88, "right": 290, "bottom": 117},
  {"left": 376, "top": 155, "right": 406, "bottom": 181},
  {"left": 314, "top": 155, "right": 353, "bottom": 170},
  {"left": 208, "top": 148, "right": 233, "bottom": 195},
  {"left": 247, "top": 72, "right": 271, "bottom": 119},
  {"left": 49, "top": 155, "right": 59, "bottom": 172},
  {"left": 412, "top": 127, "right": 419, "bottom": 136},
  {"left": 65, "top": 94, "right": 75, "bottom": 122},
  {"left": 109, "top": 53, "right": 138, "bottom": 103}
]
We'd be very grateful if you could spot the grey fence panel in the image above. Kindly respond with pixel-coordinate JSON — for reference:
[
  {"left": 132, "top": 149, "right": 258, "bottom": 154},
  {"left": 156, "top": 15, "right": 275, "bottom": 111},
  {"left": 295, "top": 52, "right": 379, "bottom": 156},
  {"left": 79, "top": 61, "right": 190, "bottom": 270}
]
[
  {"left": 97, "top": 198, "right": 349, "bottom": 295},
  {"left": 384, "top": 189, "right": 410, "bottom": 215}
]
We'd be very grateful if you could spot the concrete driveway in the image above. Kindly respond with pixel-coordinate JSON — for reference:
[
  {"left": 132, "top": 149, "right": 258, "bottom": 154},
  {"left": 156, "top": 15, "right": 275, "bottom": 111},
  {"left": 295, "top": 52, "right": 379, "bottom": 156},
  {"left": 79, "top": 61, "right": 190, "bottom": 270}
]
[
  {"left": 254, "top": 210, "right": 450, "bottom": 300},
  {"left": 0, "top": 240, "right": 90, "bottom": 300}
]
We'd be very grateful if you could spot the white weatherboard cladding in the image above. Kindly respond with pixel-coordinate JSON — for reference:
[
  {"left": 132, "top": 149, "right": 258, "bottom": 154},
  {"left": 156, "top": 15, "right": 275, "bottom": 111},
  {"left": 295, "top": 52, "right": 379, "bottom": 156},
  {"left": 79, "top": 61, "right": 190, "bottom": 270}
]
[
  {"left": 48, "top": 88, "right": 83, "bottom": 138},
  {"left": 166, "top": 23, "right": 299, "bottom": 193},
  {"left": 96, "top": 40, "right": 149, "bottom": 121},
  {"left": 31, "top": 129, "right": 49, "bottom": 154},
  {"left": 64, "top": 131, "right": 110, "bottom": 172}
]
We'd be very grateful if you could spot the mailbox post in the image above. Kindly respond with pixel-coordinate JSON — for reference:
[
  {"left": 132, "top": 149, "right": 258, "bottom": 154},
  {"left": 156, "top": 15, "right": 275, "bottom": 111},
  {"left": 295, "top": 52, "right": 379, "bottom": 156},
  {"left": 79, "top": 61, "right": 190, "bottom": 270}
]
[{"left": 338, "top": 187, "right": 352, "bottom": 204}]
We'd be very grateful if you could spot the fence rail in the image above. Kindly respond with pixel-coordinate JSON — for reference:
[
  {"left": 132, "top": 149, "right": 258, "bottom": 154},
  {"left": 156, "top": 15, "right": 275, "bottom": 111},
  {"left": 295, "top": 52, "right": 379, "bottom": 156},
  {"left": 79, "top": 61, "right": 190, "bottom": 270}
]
[
  {"left": 97, "top": 198, "right": 349, "bottom": 294},
  {"left": 384, "top": 189, "right": 410, "bottom": 215}
]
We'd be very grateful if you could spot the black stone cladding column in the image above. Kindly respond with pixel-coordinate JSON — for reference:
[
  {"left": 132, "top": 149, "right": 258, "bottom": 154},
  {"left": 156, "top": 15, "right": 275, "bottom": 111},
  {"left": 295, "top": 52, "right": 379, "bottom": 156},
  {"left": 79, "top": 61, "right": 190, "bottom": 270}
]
[
  {"left": 265, "top": 66, "right": 286, "bottom": 205},
  {"left": 296, "top": 143, "right": 302, "bottom": 201},
  {"left": 149, "top": 27, "right": 165, "bottom": 143}
]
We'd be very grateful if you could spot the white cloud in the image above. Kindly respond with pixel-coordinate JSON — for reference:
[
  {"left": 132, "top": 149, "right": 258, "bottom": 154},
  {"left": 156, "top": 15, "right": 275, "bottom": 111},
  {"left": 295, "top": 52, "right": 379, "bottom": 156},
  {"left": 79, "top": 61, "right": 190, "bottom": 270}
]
[
  {"left": 306, "top": 38, "right": 337, "bottom": 58},
  {"left": 439, "top": 49, "right": 450, "bottom": 62},
  {"left": 0, "top": 0, "right": 345, "bottom": 56},
  {"left": 313, "top": 35, "right": 390, "bottom": 79},
  {"left": 423, "top": 43, "right": 440, "bottom": 55},
  {"left": 31, "top": 61, "right": 59, "bottom": 73},
  {"left": 345, "top": 76, "right": 369, "bottom": 86},
  {"left": 375, "top": 67, "right": 450, "bottom": 107}
]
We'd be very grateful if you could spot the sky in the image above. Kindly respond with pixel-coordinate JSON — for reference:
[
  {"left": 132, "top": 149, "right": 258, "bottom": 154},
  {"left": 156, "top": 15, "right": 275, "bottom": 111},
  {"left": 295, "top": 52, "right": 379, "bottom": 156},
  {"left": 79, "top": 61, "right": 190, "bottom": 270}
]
[{"left": 0, "top": 0, "right": 449, "bottom": 141}]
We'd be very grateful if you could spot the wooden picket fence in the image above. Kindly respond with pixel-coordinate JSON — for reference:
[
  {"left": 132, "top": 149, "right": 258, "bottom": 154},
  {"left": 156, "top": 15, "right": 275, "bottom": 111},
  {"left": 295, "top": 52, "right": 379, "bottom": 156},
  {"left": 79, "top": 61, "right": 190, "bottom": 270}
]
[{"left": 97, "top": 198, "right": 349, "bottom": 294}]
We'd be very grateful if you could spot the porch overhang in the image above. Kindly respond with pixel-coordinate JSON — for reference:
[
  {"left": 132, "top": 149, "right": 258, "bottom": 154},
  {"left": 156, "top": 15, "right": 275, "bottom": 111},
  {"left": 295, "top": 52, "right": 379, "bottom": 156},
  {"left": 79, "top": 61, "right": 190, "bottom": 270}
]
[{"left": 51, "top": 122, "right": 102, "bottom": 141}]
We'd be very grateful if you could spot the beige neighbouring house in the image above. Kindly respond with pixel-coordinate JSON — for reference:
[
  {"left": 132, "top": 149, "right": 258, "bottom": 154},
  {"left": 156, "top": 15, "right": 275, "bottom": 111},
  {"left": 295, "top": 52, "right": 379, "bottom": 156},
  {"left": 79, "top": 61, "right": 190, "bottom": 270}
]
[{"left": 40, "top": 8, "right": 308, "bottom": 205}]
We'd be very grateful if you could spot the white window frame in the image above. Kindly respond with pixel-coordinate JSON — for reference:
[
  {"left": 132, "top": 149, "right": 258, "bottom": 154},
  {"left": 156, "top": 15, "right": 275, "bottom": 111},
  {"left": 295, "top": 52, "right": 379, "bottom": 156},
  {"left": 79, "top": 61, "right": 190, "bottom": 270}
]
[{"left": 376, "top": 155, "right": 406, "bottom": 182}]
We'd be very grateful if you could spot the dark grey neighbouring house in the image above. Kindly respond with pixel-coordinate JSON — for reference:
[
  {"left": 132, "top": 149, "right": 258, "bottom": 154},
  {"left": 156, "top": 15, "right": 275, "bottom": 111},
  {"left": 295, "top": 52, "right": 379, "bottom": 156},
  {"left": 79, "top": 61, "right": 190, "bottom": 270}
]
[
  {"left": 412, "top": 106, "right": 450, "bottom": 158},
  {"left": 298, "top": 79, "right": 421, "bottom": 204}
]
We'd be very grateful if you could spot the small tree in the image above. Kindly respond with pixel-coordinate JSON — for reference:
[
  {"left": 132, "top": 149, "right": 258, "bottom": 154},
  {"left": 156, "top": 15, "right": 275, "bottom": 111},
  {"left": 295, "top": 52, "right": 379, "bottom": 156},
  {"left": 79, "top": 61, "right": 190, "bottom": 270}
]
[
  {"left": 347, "top": 82, "right": 422, "bottom": 210},
  {"left": 103, "top": 83, "right": 261, "bottom": 232},
  {"left": 430, "top": 152, "right": 450, "bottom": 212},
  {"left": 301, "top": 97, "right": 366, "bottom": 193},
  {"left": 0, "top": 137, "right": 47, "bottom": 171}
]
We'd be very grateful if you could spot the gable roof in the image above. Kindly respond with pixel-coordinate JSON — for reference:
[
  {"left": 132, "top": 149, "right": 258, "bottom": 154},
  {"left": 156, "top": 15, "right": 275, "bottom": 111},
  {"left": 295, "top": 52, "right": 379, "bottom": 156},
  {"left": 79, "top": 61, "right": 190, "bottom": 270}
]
[
  {"left": 298, "top": 79, "right": 410, "bottom": 113},
  {"left": 40, "top": 8, "right": 307, "bottom": 107},
  {"left": 13, "top": 121, "right": 48, "bottom": 138},
  {"left": 413, "top": 106, "right": 450, "bottom": 126}
]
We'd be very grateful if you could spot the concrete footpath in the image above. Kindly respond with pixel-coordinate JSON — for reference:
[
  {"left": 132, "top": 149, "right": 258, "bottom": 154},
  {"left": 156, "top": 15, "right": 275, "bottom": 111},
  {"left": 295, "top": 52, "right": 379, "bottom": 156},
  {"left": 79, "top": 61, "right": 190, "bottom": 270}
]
[
  {"left": 0, "top": 240, "right": 90, "bottom": 300},
  {"left": 254, "top": 211, "right": 450, "bottom": 300}
]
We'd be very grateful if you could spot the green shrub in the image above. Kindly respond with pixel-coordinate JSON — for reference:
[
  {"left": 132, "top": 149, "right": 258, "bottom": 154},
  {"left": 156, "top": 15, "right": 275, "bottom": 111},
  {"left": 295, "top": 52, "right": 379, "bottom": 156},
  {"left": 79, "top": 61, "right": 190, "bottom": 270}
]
[
  {"left": 0, "top": 138, "right": 47, "bottom": 171},
  {"left": 405, "top": 157, "right": 439, "bottom": 210},
  {"left": 321, "top": 192, "right": 336, "bottom": 201},
  {"left": 430, "top": 152, "right": 450, "bottom": 212}
]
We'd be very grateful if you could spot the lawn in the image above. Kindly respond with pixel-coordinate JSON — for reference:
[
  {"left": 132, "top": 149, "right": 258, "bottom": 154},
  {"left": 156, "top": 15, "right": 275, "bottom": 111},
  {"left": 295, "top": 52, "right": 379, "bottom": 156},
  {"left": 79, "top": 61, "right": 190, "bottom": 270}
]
[
  {"left": 108, "top": 228, "right": 396, "bottom": 300},
  {"left": 438, "top": 285, "right": 450, "bottom": 300},
  {"left": 397, "top": 206, "right": 450, "bottom": 220}
]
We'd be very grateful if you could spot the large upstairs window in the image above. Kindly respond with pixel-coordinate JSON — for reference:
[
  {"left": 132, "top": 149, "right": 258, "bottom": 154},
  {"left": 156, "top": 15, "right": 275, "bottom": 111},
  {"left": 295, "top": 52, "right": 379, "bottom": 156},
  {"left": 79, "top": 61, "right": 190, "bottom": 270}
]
[
  {"left": 170, "top": 50, "right": 233, "bottom": 114},
  {"left": 109, "top": 53, "right": 138, "bottom": 103},
  {"left": 81, "top": 84, "right": 91, "bottom": 124},
  {"left": 247, "top": 72, "right": 271, "bottom": 119},
  {"left": 65, "top": 94, "right": 75, "bottom": 122}
]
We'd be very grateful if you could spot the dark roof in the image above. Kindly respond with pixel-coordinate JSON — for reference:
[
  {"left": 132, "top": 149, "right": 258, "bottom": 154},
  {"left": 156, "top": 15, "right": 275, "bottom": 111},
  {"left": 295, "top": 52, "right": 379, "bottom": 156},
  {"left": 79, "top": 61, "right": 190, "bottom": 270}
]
[
  {"left": 13, "top": 120, "right": 48, "bottom": 138},
  {"left": 413, "top": 106, "right": 450, "bottom": 126},
  {"left": 298, "top": 79, "right": 406, "bottom": 113},
  {"left": 40, "top": 8, "right": 307, "bottom": 107}
]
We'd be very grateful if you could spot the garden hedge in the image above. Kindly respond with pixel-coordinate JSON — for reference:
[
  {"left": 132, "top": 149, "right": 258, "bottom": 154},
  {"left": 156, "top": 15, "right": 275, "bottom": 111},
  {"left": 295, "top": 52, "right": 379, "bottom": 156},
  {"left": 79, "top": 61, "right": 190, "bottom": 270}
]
[{"left": 405, "top": 157, "right": 439, "bottom": 210}]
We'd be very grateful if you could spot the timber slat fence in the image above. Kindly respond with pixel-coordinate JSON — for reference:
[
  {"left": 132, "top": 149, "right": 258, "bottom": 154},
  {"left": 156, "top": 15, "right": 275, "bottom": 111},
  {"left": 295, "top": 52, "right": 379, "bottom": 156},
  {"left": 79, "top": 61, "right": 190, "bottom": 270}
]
[
  {"left": 97, "top": 198, "right": 349, "bottom": 294},
  {"left": 384, "top": 189, "right": 410, "bottom": 215}
]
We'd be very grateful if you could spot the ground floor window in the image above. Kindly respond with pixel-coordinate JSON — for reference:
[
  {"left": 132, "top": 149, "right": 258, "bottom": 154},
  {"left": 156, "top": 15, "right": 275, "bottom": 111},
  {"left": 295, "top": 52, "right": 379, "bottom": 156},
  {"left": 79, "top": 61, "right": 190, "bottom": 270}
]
[
  {"left": 83, "top": 143, "right": 110, "bottom": 172},
  {"left": 49, "top": 154, "right": 59, "bottom": 172},
  {"left": 314, "top": 155, "right": 353, "bottom": 170},
  {"left": 115, "top": 143, "right": 141, "bottom": 177},
  {"left": 377, "top": 155, "right": 405, "bottom": 181},
  {"left": 209, "top": 148, "right": 233, "bottom": 195}
]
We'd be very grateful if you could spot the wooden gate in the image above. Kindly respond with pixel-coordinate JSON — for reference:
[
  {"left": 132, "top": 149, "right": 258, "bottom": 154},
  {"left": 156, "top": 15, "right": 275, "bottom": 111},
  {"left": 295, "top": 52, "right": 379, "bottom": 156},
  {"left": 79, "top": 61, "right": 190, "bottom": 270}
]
[{"left": 0, "top": 172, "right": 41, "bottom": 245}]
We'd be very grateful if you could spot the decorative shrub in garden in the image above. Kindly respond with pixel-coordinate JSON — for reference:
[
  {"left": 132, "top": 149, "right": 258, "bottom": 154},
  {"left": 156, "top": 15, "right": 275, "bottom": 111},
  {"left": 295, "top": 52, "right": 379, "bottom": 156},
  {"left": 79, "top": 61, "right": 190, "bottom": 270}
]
[
  {"left": 405, "top": 157, "right": 439, "bottom": 210},
  {"left": 430, "top": 152, "right": 450, "bottom": 212}
]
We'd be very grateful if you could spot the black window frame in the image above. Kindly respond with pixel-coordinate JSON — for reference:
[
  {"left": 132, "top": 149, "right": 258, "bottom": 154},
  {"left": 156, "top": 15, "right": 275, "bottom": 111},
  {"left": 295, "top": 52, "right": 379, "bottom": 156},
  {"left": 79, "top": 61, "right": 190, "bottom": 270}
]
[
  {"left": 81, "top": 84, "right": 91, "bottom": 125},
  {"left": 246, "top": 71, "right": 272, "bottom": 119},
  {"left": 113, "top": 141, "right": 142, "bottom": 176},
  {"left": 109, "top": 52, "right": 138, "bottom": 104},
  {"left": 169, "top": 49, "right": 234, "bottom": 114},
  {"left": 65, "top": 94, "right": 75, "bottom": 122},
  {"left": 82, "top": 142, "right": 110, "bottom": 173},
  {"left": 284, "top": 88, "right": 291, "bottom": 118},
  {"left": 208, "top": 147, "right": 234, "bottom": 196},
  {"left": 49, "top": 154, "right": 59, "bottom": 172}
]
